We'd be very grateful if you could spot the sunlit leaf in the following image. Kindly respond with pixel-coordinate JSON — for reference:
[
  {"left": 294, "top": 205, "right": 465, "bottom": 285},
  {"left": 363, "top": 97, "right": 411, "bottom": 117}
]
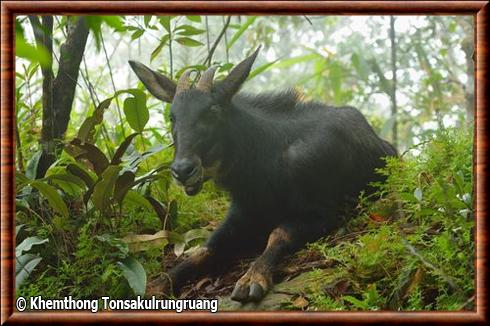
[{"left": 15, "top": 35, "right": 52, "bottom": 68}]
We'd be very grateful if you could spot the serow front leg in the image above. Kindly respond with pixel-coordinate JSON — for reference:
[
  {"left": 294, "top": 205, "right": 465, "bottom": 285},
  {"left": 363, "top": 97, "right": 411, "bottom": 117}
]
[
  {"left": 231, "top": 226, "right": 296, "bottom": 303},
  {"left": 161, "top": 203, "right": 269, "bottom": 297}
]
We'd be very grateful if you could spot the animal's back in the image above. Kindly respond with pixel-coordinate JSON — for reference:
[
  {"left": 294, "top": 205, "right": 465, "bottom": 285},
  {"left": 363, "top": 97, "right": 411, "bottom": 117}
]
[{"left": 236, "top": 91, "right": 396, "bottom": 215}]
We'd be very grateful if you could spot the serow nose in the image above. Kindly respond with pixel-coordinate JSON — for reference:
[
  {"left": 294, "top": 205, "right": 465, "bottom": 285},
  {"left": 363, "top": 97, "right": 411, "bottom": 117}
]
[{"left": 170, "top": 159, "right": 197, "bottom": 182}]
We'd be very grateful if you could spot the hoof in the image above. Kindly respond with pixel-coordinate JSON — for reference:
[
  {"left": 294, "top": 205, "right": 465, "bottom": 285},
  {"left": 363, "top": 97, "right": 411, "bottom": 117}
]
[{"left": 230, "top": 263, "right": 272, "bottom": 303}]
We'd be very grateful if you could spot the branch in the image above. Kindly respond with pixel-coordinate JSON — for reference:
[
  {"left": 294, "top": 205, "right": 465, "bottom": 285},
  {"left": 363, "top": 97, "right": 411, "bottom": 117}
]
[{"left": 202, "top": 16, "right": 232, "bottom": 67}]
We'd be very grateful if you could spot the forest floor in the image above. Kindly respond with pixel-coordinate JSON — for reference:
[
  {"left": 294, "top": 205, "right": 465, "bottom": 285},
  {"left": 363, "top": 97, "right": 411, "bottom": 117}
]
[{"left": 148, "top": 247, "right": 334, "bottom": 311}]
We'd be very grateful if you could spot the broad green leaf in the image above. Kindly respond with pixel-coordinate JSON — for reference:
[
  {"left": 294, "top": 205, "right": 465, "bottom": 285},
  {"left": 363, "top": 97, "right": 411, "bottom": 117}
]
[
  {"left": 123, "top": 96, "right": 149, "bottom": 133},
  {"left": 16, "top": 236, "right": 49, "bottom": 257},
  {"left": 118, "top": 257, "right": 146, "bottom": 296},
  {"left": 30, "top": 181, "right": 68, "bottom": 218},
  {"left": 16, "top": 253, "right": 42, "bottom": 290},
  {"left": 15, "top": 35, "right": 52, "bottom": 68},
  {"left": 227, "top": 17, "right": 257, "bottom": 50},
  {"left": 25, "top": 150, "right": 42, "bottom": 179},
  {"left": 91, "top": 165, "right": 121, "bottom": 211},
  {"left": 175, "top": 37, "right": 203, "bottom": 47}
]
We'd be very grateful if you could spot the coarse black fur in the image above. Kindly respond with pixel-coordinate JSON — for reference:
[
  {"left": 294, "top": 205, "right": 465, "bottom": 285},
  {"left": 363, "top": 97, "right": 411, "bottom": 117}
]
[{"left": 129, "top": 48, "right": 398, "bottom": 303}]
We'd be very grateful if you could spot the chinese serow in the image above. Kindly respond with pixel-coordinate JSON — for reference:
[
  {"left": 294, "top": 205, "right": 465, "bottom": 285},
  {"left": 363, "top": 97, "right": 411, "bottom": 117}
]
[{"left": 129, "top": 47, "right": 397, "bottom": 303}]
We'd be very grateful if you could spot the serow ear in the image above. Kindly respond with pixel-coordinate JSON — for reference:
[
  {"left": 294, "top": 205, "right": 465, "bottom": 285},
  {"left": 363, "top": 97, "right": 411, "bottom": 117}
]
[
  {"left": 128, "top": 60, "right": 176, "bottom": 103},
  {"left": 215, "top": 46, "right": 261, "bottom": 102}
]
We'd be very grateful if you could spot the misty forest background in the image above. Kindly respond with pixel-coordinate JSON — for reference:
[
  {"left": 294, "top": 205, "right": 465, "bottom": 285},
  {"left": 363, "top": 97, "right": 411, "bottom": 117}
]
[{"left": 15, "top": 15, "right": 474, "bottom": 311}]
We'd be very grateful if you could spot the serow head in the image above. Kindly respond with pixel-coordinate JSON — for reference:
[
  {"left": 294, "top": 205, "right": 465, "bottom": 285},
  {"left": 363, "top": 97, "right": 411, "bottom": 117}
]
[{"left": 129, "top": 47, "right": 260, "bottom": 195}]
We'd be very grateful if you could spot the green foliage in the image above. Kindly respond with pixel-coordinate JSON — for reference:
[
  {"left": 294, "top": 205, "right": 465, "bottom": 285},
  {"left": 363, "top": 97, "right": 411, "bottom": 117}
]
[
  {"left": 15, "top": 84, "right": 218, "bottom": 299},
  {"left": 14, "top": 15, "right": 474, "bottom": 310},
  {"left": 307, "top": 128, "right": 474, "bottom": 311},
  {"left": 15, "top": 20, "right": 52, "bottom": 68},
  {"left": 15, "top": 226, "right": 48, "bottom": 290}
]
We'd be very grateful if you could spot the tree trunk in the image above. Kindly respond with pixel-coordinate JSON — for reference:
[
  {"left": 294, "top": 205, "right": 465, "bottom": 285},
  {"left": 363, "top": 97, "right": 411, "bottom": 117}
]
[
  {"left": 389, "top": 16, "right": 398, "bottom": 149},
  {"left": 460, "top": 20, "right": 475, "bottom": 124},
  {"left": 29, "top": 16, "right": 89, "bottom": 178}
]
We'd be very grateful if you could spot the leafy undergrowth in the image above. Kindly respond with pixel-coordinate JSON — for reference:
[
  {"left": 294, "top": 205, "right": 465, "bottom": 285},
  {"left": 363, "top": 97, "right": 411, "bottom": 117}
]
[
  {"left": 155, "top": 128, "right": 474, "bottom": 311},
  {"left": 17, "top": 127, "right": 474, "bottom": 311}
]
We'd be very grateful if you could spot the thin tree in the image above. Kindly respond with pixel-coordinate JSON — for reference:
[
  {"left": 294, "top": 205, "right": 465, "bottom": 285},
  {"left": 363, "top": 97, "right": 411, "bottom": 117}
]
[
  {"left": 389, "top": 16, "right": 398, "bottom": 149},
  {"left": 28, "top": 16, "right": 89, "bottom": 178}
]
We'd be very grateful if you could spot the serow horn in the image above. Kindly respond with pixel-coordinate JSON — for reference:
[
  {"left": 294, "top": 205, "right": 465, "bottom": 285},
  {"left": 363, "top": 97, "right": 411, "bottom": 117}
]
[
  {"left": 175, "top": 69, "right": 193, "bottom": 95},
  {"left": 196, "top": 66, "right": 217, "bottom": 92}
]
